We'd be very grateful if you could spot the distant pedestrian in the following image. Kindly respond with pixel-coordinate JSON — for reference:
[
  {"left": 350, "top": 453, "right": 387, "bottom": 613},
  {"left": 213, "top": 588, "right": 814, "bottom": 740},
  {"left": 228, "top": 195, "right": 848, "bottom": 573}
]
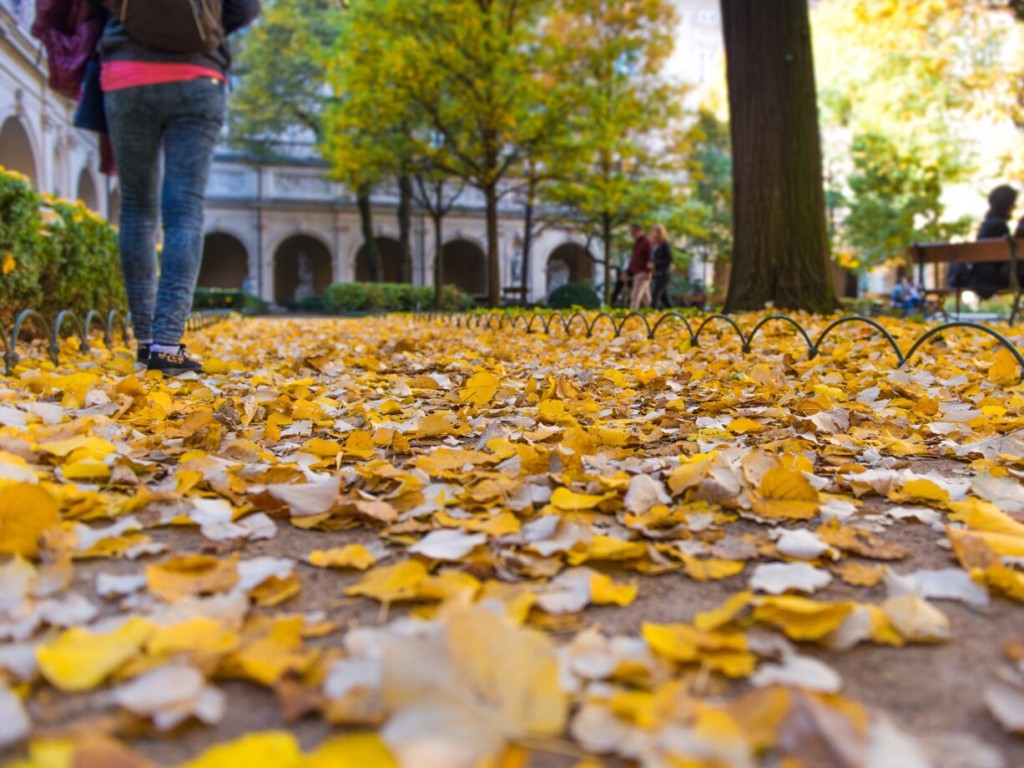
[
  {"left": 649, "top": 223, "right": 674, "bottom": 309},
  {"left": 890, "top": 276, "right": 921, "bottom": 312},
  {"left": 101, "top": 0, "right": 261, "bottom": 374},
  {"left": 627, "top": 224, "right": 653, "bottom": 309}
]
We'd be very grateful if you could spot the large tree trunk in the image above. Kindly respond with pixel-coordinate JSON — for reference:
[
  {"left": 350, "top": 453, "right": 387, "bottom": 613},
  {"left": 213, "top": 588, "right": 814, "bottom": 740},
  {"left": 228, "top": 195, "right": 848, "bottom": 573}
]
[
  {"left": 484, "top": 184, "right": 500, "bottom": 307},
  {"left": 721, "top": 0, "right": 835, "bottom": 313},
  {"left": 397, "top": 174, "right": 413, "bottom": 284},
  {"left": 357, "top": 186, "right": 381, "bottom": 282}
]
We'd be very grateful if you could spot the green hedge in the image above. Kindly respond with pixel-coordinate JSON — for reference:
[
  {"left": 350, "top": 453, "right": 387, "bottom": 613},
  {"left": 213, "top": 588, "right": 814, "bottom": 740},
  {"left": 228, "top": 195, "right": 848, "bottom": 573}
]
[
  {"left": 0, "top": 167, "right": 125, "bottom": 325},
  {"left": 548, "top": 282, "right": 601, "bottom": 309},
  {"left": 193, "top": 287, "right": 268, "bottom": 314},
  {"left": 323, "top": 282, "right": 473, "bottom": 312}
]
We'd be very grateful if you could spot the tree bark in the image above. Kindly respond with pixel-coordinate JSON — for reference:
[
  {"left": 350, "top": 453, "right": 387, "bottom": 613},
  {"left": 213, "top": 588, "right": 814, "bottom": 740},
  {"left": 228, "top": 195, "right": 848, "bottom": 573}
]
[
  {"left": 397, "top": 174, "right": 413, "bottom": 284},
  {"left": 357, "top": 185, "right": 381, "bottom": 282},
  {"left": 721, "top": 0, "right": 835, "bottom": 313},
  {"left": 602, "top": 211, "right": 613, "bottom": 306},
  {"left": 521, "top": 195, "right": 533, "bottom": 302},
  {"left": 484, "top": 184, "right": 500, "bottom": 307},
  {"left": 432, "top": 210, "right": 444, "bottom": 310}
]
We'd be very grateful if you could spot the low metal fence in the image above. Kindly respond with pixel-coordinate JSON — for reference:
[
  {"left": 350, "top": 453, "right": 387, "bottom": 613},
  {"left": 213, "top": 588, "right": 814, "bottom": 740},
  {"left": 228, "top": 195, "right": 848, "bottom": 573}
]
[
  {"left": 0, "top": 309, "right": 232, "bottom": 375},
  {"left": 422, "top": 310, "right": 1024, "bottom": 383}
]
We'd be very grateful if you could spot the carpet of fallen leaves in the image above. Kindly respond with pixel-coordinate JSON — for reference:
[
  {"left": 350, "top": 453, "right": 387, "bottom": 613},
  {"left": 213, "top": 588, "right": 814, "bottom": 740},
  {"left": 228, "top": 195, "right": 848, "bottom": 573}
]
[{"left": 0, "top": 312, "right": 1023, "bottom": 768}]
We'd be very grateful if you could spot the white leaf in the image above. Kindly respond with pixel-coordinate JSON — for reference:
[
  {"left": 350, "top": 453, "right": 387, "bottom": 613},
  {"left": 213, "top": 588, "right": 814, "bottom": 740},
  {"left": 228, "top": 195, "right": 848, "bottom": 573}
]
[
  {"left": 535, "top": 568, "right": 592, "bottom": 614},
  {"left": 189, "top": 497, "right": 234, "bottom": 526},
  {"left": 267, "top": 476, "right": 340, "bottom": 516},
  {"left": 882, "top": 594, "right": 950, "bottom": 643},
  {"left": 112, "top": 663, "right": 224, "bottom": 731},
  {"left": 865, "top": 714, "right": 932, "bottom": 768},
  {"left": 0, "top": 645, "right": 37, "bottom": 683},
  {"left": 972, "top": 474, "right": 1024, "bottom": 514},
  {"left": 985, "top": 679, "right": 1024, "bottom": 734},
  {"left": 751, "top": 653, "right": 843, "bottom": 693},
  {"left": 0, "top": 684, "right": 30, "bottom": 748},
  {"left": 95, "top": 572, "right": 147, "bottom": 599},
  {"left": 408, "top": 529, "right": 487, "bottom": 561},
  {"left": 775, "top": 529, "right": 831, "bottom": 560},
  {"left": 750, "top": 562, "right": 832, "bottom": 595},
  {"left": 234, "top": 557, "right": 294, "bottom": 593},
  {"left": 884, "top": 568, "right": 989, "bottom": 608},
  {"left": 623, "top": 474, "right": 670, "bottom": 514}
]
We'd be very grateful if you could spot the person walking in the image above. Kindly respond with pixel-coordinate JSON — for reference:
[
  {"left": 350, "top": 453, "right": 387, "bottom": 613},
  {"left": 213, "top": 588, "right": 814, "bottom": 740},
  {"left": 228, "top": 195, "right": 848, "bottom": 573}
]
[
  {"left": 627, "top": 224, "right": 653, "bottom": 309},
  {"left": 100, "top": 0, "right": 261, "bottom": 374},
  {"left": 649, "top": 223, "right": 674, "bottom": 309}
]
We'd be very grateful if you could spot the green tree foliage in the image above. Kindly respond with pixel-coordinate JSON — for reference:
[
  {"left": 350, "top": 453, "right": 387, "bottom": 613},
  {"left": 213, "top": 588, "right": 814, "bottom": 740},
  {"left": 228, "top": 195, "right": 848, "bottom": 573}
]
[
  {"left": 355, "top": 0, "right": 573, "bottom": 307},
  {"left": 814, "top": 0, "right": 1016, "bottom": 267},
  {"left": 542, "top": 0, "right": 688, "bottom": 304},
  {"left": 842, "top": 133, "right": 972, "bottom": 269},
  {"left": 675, "top": 110, "right": 732, "bottom": 276},
  {"left": 229, "top": 0, "right": 339, "bottom": 150}
]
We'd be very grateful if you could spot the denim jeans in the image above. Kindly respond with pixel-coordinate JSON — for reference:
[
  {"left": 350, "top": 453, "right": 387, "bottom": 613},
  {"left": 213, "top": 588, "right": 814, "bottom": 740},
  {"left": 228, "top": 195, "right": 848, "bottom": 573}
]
[{"left": 105, "top": 78, "right": 225, "bottom": 345}]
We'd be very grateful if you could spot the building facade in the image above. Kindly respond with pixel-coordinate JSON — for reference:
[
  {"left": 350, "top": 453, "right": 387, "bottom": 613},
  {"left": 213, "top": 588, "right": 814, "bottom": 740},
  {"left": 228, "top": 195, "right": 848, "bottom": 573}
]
[
  {"left": 2, "top": 1, "right": 724, "bottom": 307},
  {"left": 0, "top": 0, "right": 110, "bottom": 214}
]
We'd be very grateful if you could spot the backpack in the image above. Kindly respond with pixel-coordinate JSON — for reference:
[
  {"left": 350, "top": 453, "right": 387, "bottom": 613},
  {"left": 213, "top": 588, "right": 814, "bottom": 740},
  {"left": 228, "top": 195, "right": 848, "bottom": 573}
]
[{"left": 104, "top": 0, "right": 224, "bottom": 54}]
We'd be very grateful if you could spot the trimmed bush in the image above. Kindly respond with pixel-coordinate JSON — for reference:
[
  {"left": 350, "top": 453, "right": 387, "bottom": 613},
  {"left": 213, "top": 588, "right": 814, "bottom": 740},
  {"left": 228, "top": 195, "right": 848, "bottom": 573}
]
[
  {"left": 0, "top": 167, "right": 125, "bottom": 325},
  {"left": 548, "top": 282, "right": 601, "bottom": 310},
  {"left": 192, "top": 287, "right": 267, "bottom": 314},
  {"left": 323, "top": 282, "right": 473, "bottom": 313}
]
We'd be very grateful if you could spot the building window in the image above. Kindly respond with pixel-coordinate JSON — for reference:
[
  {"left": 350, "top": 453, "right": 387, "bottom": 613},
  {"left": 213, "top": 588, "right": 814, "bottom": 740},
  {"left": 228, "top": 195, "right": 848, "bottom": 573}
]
[
  {"left": 696, "top": 9, "right": 719, "bottom": 26},
  {"left": 697, "top": 49, "right": 716, "bottom": 84}
]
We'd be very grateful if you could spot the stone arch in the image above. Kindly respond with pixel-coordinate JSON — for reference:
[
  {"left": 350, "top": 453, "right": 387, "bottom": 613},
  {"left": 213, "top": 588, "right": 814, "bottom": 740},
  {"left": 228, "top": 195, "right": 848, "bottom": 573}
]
[
  {"left": 546, "top": 242, "right": 594, "bottom": 294},
  {"left": 0, "top": 115, "right": 40, "bottom": 186},
  {"left": 441, "top": 239, "right": 487, "bottom": 296},
  {"left": 355, "top": 237, "right": 405, "bottom": 282},
  {"left": 272, "top": 233, "right": 333, "bottom": 305},
  {"left": 199, "top": 232, "right": 249, "bottom": 290},
  {"left": 75, "top": 168, "right": 100, "bottom": 212}
]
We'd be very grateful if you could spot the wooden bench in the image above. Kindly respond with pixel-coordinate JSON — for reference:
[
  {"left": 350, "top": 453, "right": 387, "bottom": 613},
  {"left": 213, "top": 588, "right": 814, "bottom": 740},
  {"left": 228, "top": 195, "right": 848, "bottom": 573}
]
[{"left": 911, "top": 236, "right": 1022, "bottom": 323}]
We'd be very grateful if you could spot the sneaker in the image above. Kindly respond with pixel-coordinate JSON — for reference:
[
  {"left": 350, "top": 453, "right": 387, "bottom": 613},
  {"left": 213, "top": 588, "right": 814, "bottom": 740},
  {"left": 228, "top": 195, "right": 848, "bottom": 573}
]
[
  {"left": 146, "top": 345, "right": 201, "bottom": 375},
  {"left": 136, "top": 343, "right": 151, "bottom": 363}
]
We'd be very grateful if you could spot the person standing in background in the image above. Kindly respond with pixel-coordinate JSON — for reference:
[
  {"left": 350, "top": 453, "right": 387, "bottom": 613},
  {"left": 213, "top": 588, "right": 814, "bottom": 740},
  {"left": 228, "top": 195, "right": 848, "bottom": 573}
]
[
  {"left": 100, "top": 0, "right": 261, "bottom": 374},
  {"left": 649, "top": 223, "right": 674, "bottom": 309},
  {"left": 627, "top": 223, "right": 653, "bottom": 309}
]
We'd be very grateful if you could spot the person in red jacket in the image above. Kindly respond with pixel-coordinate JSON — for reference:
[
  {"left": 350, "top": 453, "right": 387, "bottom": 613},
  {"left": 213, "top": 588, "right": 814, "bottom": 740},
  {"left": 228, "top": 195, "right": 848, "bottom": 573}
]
[{"left": 626, "top": 224, "right": 653, "bottom": 309}]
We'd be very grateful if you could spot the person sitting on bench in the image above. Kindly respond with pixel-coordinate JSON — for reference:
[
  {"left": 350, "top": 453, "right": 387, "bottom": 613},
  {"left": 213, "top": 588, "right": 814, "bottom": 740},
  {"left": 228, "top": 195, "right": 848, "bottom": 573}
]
[{"left": 950, "top": 185, "right": 1018, "bottom": 299}]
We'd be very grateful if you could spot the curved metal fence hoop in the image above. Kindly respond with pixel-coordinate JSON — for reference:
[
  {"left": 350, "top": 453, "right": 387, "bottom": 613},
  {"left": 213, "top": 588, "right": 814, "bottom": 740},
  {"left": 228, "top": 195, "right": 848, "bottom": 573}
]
[
  {"left": 83, "top": 309, "right": 109, "bottom": 347},
  {"left": 509, "top": 313, "right": 528, "bottom": 330},
  {"left": 51, "top": 310, "right": 88, "bottom": 359},
  {"left": 745, "top": 314, "right": 815, "bottom": 357},
  {"left": 525, "top": 314, "right": 544, "bottom": 334},
  {"left": 565, "top": 311, "right": 589, "bottom": 336},
  {"left": 615, "top": 312, "right": 653, "bottom": 339},
  {"left": 902, "top": 321, "right": 1024, "bottom": 381},
  {"left": 542, "top": 312, "right": 566, "bottom": 335},
  {"left": 648, "top": 312, "right": 697, "bottom": 342},
  {"left": 812, "top": 315, "right": 905, "bottom": 365},
  {"left": 692, "top": 313, "right": 747, "bottom": 349},
  {"left": 0, "top": 321, "right": 10, "bottom": 376},
  {"left": 586, "top": 312, "right": 619, "bottom": 338},
  {"left": 10, "top": 309, "right": 53, "bottom": 370},
  {"left": 108, "top": 309, "right": 131, "bottom": 345}
]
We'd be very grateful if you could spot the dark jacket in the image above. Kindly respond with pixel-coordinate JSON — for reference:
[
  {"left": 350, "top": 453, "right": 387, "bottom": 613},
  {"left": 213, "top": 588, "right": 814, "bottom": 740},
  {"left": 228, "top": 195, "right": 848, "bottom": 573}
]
[
  {"left": 98, "top": 0, "right": 261, "bottom": 76},
  {"left": 966, "top": 213, "right": 1015, "bottom": 299},
  {"left": 652, "top": 242, "right": 673, "bottom": 274}
]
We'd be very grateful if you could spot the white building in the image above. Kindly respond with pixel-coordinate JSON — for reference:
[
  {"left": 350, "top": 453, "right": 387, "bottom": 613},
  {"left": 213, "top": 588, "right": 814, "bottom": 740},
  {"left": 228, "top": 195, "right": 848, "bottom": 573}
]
[
  {"left": 0, "top": 0, "right": 110, "bottom": 214},
  {"left": 2, "top": 1, "right": 723, "bottom": 306}
]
